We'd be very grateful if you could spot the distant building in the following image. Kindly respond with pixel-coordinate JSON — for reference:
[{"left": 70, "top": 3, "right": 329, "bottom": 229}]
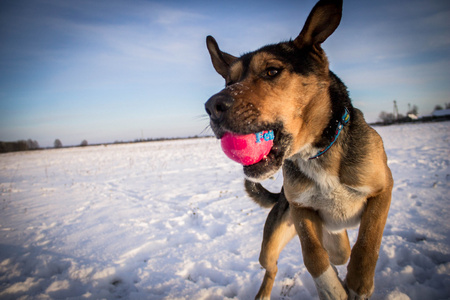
[
  {"left": 407, "top": 113, "right": 419, "bottom": 120},
  {"left": 432, "top": 109, "right": 450, "bottom": 117}
]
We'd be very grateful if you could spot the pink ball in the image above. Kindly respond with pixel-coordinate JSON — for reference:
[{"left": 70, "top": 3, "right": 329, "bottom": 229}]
[{"left": 221, "top": 130, "right": 274, "bottom": 166}]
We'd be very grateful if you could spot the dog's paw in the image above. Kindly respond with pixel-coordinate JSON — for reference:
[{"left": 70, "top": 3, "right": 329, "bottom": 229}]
[
  {"left": 347, "top": 288, "right": 369, "bottom": 300},
  {"left": 314, "top": 266, "right": 347, "bottom": 300},
  {"left": 344, "top": 280, "right": 372, "bottom": 300},
  {"left": 344, "top": 275, "right": 374, "bottom": 300}
]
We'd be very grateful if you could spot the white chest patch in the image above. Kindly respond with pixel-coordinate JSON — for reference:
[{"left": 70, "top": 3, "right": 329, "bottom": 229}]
[{"left": 288, "top": 157, "right": 370, "bottom": 232}]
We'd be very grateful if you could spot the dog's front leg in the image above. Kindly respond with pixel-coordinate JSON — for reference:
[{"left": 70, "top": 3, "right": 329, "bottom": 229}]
[
  {"left": 256, "top": 194, "right": 296, "bottom": 300},
  {"left": 345, "top": 189, "right": 392, "bottom": 299},
  {"left": 291, "top": 206, "right": 347, "bottom": 300}
]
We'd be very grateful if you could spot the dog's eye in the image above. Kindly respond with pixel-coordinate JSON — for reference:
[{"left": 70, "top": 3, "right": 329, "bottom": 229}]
[{"left": 265, "top": 68, "right": 280, "bottom": 78}]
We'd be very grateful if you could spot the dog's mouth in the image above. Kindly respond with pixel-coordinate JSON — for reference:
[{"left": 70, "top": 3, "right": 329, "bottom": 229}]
[{"left": 219, "top": 126, "right": 291, "bottom": 181}]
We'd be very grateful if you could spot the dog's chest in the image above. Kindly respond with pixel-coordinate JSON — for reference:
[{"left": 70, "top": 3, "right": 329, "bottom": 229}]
[{"left": 286, "top": 159, "right": 369, "bottom": 232}]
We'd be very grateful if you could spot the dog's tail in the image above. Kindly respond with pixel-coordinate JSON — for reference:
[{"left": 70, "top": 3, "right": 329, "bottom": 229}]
[{"left": 244, "top": 179, "right": 280, "bottom": 208}]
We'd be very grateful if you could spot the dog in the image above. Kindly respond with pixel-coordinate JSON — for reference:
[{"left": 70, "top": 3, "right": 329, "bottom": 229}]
[{"left": 204, "top": 0, "right": 393, "bottom": 299}]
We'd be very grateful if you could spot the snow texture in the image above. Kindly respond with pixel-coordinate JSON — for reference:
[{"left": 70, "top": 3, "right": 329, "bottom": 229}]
[{"left": 1, "top": 122, "right": 449, "bottom": 299}]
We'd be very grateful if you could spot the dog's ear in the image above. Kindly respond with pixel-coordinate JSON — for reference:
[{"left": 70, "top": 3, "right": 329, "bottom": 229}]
[
  {"left": 206, "top": 36, "right": 237, "bottom": 79},
  {"left": 294, "top": 0, "right": 342, "bottom": 48}
]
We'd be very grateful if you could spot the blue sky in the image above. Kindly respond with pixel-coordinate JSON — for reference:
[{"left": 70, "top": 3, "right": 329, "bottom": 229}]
[{"left": 1, "top": 0, "right": 449, "bottom": 147}]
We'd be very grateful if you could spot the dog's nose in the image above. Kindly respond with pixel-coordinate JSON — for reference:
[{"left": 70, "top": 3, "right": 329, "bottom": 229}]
[{"left": 205, "top": 92, "right": 234, "bottom": 122}]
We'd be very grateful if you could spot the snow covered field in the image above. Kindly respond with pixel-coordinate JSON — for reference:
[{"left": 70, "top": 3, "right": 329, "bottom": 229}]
[{"left": 1, "top": 122, "right": 449, "bottom": 300}]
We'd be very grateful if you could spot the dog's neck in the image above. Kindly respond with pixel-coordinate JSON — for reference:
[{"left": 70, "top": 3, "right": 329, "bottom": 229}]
[{"left": 309, "top": 107, "right": 350, "bottom": 160}]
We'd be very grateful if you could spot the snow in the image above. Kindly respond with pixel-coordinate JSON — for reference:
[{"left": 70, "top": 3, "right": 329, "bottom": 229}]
[{"left": 1, "top": 122, "right": 449, "bottom": 300}]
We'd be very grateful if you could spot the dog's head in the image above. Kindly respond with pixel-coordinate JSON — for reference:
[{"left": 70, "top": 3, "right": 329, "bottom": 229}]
[{"left": 205, "top": 0, "right": 345, "bottom": 181}]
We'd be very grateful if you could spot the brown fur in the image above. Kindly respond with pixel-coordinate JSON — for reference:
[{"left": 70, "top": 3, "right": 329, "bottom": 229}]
[{"left": 205, "top": 0, "right": 393, "bottom": 299}]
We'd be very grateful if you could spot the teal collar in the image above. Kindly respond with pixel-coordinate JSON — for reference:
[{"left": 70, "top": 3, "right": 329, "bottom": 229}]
[{"left": 309, "top": 108, "right": 350, "bottom": 160}]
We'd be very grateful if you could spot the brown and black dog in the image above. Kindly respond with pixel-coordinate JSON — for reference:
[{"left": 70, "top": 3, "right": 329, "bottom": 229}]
[{"left": 204, "top": 0, "right": 393, "bottom": 299}]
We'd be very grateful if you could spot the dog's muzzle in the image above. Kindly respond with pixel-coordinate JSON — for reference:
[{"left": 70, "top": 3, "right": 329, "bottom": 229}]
[{"left": 205, "top": 90, "right": 234, "bottom": 124}]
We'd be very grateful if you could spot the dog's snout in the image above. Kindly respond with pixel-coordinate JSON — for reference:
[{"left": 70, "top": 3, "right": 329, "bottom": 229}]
[{"left": 205, "top": 92, "right": 234, "bottom": 121}]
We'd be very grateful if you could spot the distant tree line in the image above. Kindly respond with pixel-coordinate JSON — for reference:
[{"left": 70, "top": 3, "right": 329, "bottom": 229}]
[
  {"left": 0, "top": 138, "right": 90, "bottom": 154},
  {"left": 53, "top": 139, "right": 88, "bottom": 148},
  {"left": 113, "top": 135, "right": 206, "bottom": 145},
  {"left": 1, "top": 135, "right": 209, "bottom": 154},
  {"left": 0, "top": 139, "right": 39, "bottom": 153}
]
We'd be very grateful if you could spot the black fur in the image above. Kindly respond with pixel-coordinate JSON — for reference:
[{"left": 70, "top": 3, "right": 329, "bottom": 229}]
[
  {"left": 316, "top": 71, "right": 353, "bottom": 150},
  {"left": 244, "top": 180, "right": 280, "bottom": 208}
]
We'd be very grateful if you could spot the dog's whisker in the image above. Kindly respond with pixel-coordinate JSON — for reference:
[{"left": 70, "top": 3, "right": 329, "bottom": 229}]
[
  {"left": 194, "top": 114, "right": 210, "bottom": 121},
  {"left": 199, "top": 125, "right": 213, "bottom": 136}
]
